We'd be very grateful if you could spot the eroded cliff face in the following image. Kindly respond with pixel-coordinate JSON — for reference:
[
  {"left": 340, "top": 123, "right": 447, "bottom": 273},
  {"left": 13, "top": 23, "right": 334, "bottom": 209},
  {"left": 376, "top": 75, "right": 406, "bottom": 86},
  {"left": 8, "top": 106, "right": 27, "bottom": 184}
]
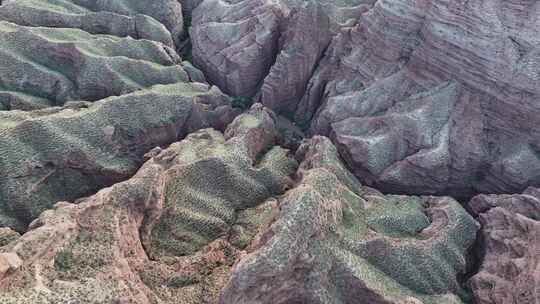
[
  {"left": 468, "top": 188, "right": 540, "bottom": 304},
  {"left": 191, "top": 0, "right": 540, "bottom": 198},
  {"left": 0, "top": 0, "right": 539, "bottom": 303}
]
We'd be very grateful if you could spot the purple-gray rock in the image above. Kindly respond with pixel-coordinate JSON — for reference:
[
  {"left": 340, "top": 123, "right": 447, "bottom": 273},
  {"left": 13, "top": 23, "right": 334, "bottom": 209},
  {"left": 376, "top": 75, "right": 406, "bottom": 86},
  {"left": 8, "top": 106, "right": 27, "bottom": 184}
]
[
  {"left": 468, "top": 187, "right": 540, "bottom": 304},
  {"left": 190, "top": 0, "right": 540, "bottom": 198},
  {"left": 296, "top": 0, "right": 540, "bottom": 197},
  {"left": 0, "top": 0, "right": 184, "bottom": 46}
]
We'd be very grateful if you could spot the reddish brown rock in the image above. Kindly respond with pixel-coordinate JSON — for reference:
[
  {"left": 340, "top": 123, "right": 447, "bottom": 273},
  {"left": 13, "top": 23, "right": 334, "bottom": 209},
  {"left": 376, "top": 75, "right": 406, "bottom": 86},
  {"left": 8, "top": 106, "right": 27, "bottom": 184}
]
[
  {"left": 189, "top": 0, "right": 352, "bottom": 109},
  {"left": 190, "top": 0, "right": 283, "bottom": 98},
  {"left": 468, "top": 187, "right": 540, "bottom": 304},
  {"left": 0, "top": 105, "right": 297, "bottom": 303}
]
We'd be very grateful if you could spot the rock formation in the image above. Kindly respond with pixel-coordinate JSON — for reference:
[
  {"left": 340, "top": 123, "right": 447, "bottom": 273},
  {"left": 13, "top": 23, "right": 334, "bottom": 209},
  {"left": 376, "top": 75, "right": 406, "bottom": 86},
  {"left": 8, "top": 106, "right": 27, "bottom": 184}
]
[
  {"left": 0, "top": 0, "right": 184, "bottom": 46},
  {"left": 0, "top": 0, "right": 538, "bottom": 303},
  {"left": 191, "top": 0, "right": 540, "bottom": 198},
  {"left": 468, "top": 188, "right": 540, "bottom": 304},
  {"left": 0, "top": 21, "right": 193, "bottom": 110},
  {"left": 0, "top": 106, "right": 296, "bottom": 303},
  {"left": 0, "top": 1, "right": 239, "bottom": 231},
  {"left": 0, "top": 107, "right": 479, "bottom": 303},
  {"left": 222, "top": 136, "right": 478, "bottom": 304},
  {"left": 0, "top": 83, "right": 236, "bottom": 231}
]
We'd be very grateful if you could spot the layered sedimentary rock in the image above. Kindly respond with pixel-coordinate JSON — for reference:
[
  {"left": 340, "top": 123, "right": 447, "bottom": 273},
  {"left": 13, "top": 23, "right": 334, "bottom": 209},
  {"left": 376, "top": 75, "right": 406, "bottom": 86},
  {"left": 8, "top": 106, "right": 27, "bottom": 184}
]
[
  {"left": 0, "top": 0, "right": 184, "bottom": 46},
  {"left": 191, "top": 0, "right": 540, "bottom": 198},
  {"left": 0, "top": 21, "right": 199, "bottom": 111},
  {"left": 190, "top": 0, "right": 362, "bottom": 106},
  {"left": 222, "top": 136, "right": 479, "bottom": 304},
  {"left": 298, "top": 0, "right": 540, "bottom": 198},
  {"left": 0, "top": 82, "right": 236, "bottom": 231},
  {"left": 468, "top": 188, "right": 540, "bottom": 304},
  {"left": 0, "top": 0, "right": 538, "bottom": 303},
  {"left": 0, "top": 106, "right": 296, "bottom": 303},
  {"left": 190, "top": 0, "right": 283, "bottom": 98}
]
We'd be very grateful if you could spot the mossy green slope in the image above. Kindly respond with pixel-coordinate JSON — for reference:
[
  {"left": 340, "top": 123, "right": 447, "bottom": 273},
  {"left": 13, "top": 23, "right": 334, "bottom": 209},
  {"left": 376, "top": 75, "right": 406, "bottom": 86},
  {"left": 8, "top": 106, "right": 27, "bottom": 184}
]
[
  {"left": 221, "top": 136, "right": 479, "bottom": 304},
  {"left": 0, "top": 0, "right": 183, "bottom": 46},
  {"left": 0, "top": 21, "right": 188, "bottom": 110},
  {"left": 0, "top": 82, "right": 235, "bottom": 231},
  {"left": 147, "top": 106, "right": 297, "bottom": 257}
]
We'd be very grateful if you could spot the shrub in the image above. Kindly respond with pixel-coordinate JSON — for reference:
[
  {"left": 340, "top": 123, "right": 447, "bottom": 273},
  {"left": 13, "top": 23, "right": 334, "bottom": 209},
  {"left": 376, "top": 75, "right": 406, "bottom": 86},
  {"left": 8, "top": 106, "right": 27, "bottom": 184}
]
[
  {"left": 54, "top": 249, "right": 74, "bottom": 272},
  {"left": 231, "top": 96, "right": 253, "bottom": 110}
]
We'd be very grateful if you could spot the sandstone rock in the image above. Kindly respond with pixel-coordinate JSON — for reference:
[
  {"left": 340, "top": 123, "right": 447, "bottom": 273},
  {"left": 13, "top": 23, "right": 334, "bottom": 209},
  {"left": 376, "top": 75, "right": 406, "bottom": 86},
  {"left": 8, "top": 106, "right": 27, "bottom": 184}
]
[
  {"left": 190, "top": 0, "right": 283, "bottom": 98},
  {"left": 0, "top": 105, "right": 296, "bottom": 303},
  {"left": 221, "top": 136, "right": 479, "bottom": 304},
  {"left": 190, "top": 0, "right": 361, "bottom": 105},
  {"left": 0, "top": 0, "right": 537, "bottom": 302},
  {"left": 258, "top": 1, "right": 332, "bottom": 114},
  {"left": 0, "top": 0, "right": 184, "bottom": 46},
  {"left": 0, "top": 253, "right": 22, "bottom": 280},
  {"left": 0, "top": 82, "right": 237, "bottom": 230},
  {"left": 468, "top": 187, "right": 540, "bottom": 304}
]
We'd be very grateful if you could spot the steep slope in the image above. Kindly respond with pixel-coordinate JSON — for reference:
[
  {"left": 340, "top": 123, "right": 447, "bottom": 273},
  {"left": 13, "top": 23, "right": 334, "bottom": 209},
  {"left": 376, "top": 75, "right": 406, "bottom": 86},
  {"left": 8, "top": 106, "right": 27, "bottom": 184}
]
[
  {"left": 190, "top": 0, "right": 540, "bottom": 198},
  {"left": 468, "top": 188, "right": 540, "bottom": 304},
  {"left": 0, "top": 0, "right": 183, "bottom": 46},
  {"left": 0, "top": 106, "right": 296, "bottom": 303},
  {"left": 0, "top": 106, "right": 479, "bottom": 303},
  {"left": 0, "top": 83, "right": 236, "bottom": 231},
  {"left": 222, "top": 136, "right": 478, "bottom": 304}
]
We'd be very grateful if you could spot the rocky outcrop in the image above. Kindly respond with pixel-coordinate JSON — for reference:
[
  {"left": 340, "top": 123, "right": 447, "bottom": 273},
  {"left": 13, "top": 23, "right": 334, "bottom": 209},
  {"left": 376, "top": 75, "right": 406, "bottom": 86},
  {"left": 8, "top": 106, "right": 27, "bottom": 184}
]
[
  {"left": 190, "top": 0, "right": 540, "bottom": 198},
  {"left": 0, "top": 82, "right": 237, "bottom": 231},
  {"left": 0, "top": 106, "right": 296, "bottom": 303},
  {"left": 0, "top": 107, "right": 480, "bottom": 303},
  {"left": 221, "top": 136, "right": 479, "bottom": 304},
  {"left": 0, "top": 22, "right": 196, "bottom": 111},
  {"left": 468, "top": 188, "right": 540, "bottom": 304},
  {"left": 297, "top": 0, "right": 540, "bottom": 198},
  {"left": 190, "top": 0, "right": 283, "bottom": 98},
  {"left": 190, "top": 0, "right": 353, "bottom": 106},
  {"left": 0, "top": 0, "right": 538, "bottom": 303},
  {"left": 0, "top": 0, "right": 184, "bottom": 46}
]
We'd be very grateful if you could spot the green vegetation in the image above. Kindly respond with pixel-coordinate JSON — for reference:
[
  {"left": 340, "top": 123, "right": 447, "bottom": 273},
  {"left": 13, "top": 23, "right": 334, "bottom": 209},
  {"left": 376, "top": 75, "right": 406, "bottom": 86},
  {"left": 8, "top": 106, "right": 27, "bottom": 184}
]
[
  {"left": 231, "top": 96, "right": 253, "bottom": 110},
  {"left": 54, "top": 249, "right": 75, "bottom": 272},
  {"left": 167, "top": 275, "right": 199, "bottom": 288}
]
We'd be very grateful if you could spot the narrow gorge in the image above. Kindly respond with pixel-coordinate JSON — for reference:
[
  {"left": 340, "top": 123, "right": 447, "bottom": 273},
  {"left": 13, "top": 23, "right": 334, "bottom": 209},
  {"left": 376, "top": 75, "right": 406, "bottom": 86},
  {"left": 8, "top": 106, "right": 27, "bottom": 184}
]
[{"left": 0, "top": 0, "right": 538, "bottom": 303}]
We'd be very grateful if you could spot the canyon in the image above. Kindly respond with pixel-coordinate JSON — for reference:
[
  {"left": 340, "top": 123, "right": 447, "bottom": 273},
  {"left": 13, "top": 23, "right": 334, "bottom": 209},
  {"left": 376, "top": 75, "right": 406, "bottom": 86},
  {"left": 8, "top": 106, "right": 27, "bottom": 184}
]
[{"left": 0, "top": 0, "right": 539, "bottom": 303}]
